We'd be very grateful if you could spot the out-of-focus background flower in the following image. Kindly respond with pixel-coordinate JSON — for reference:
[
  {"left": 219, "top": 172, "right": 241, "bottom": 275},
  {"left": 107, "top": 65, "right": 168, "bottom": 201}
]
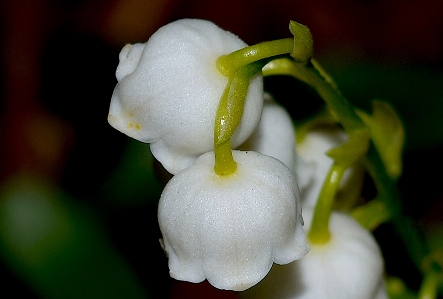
[{"left": 0, "top": 0, "right": 442, "bottom": 298}]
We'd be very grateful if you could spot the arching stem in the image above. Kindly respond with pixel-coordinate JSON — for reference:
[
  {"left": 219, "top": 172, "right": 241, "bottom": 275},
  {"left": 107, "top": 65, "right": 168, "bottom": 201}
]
[
  {"left": 213, "top": 61, "right": 268, "bottom": 176},
  {"left": 308, "top": 163, "right": 346, "bottom": 244}
]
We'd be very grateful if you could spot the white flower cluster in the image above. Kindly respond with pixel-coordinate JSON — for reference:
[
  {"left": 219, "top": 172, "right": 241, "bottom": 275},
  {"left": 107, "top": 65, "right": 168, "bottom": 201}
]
[{"left": 108, "top": 18, "right": 388, "bottom": 297}]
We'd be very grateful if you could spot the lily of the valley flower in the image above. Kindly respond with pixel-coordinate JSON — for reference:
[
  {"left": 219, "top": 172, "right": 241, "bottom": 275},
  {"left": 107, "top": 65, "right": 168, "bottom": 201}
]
[
  {"left": 238, "top": 93, "right": 296, "bottom": 171},
  {"left": 108, "top": 19, "right": 264, "bottom": 174},
  {"left": 238, "top": 93, "right": 316, "bottom": 192},
  {"left": 295, "top": 125, "right": 360, "bottom": 208},
  {"left": 158, "top": 150, "right": 309, "bottom": 291},
  {"left": 240, "top": 207, "right": 388, "bottom": 299}
]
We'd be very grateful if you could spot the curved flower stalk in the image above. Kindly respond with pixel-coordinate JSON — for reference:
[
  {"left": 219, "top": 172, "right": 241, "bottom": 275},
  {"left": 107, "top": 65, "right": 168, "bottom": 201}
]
[
  {"left": 240, "top": 207, "right": 388, "bottom": 299},
  {"left": 108, "top": 19, "right": 263, "bottom": 174},
  {"left": 295, "top": 123, "right": 364, "bottom": 209},
  {"left": 158, "top": 150, "right": 309, "bottom": 291}
]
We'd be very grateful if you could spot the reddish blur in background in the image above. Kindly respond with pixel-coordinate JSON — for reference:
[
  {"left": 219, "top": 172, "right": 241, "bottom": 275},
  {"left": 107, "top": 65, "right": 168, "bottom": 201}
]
[{"left": 1, "top": 1, "right": 443, "bottom": 298}]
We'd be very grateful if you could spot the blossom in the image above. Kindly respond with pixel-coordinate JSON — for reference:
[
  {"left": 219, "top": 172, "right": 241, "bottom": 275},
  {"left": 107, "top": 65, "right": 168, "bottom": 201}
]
[
  {"left": 158, "top": 150, "right": 309, "bottom": 291},
  {"left": 295, "top": 125, "right": 360, "bottom": 208},
  {"left": 240, "top": 207, "right": 388, "bottom": 299},
  {"left": 238, "top": 93, "right": 296, "bottom": 170},
  {"left": 108, "top": 18, "right": 263, "bottom": 174},
  {"left": 237, "top": 93, "right": 315, "bottom": 193}
]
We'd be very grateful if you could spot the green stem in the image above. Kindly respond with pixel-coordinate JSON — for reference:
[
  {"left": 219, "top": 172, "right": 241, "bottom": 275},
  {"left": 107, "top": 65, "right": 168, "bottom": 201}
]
[
  {"left": 263, "top": 56, "right": 429, "bottom": 270},
  {"left": 217, "top": 38, "right": 294, "bottom": 77},
  {"left": 213, "top": 60, "right": 268, "bottom": 176},
  {"left": 214, "top": 140, "right": 237, "bottom": 176},
  {"left": 216, "top": 20, "right": 313, "bottom": 77},
  {"left": 364, "top": 144, "right": 429, "bottom": 271},
  {"left": 418, "top": 269, "right": 441, "bottom": 299},
  {"left": 308, "top": 163, "right": 346, "bottom": 244},
  {"left": 263, "top": 58, "right": 364, "bottom": 132}
]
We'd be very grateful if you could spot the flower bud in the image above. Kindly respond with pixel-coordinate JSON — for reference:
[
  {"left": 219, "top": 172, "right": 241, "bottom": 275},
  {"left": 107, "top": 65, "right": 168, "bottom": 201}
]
[{"left": 158, "top": 150, "right": 308, "bottom": 291}]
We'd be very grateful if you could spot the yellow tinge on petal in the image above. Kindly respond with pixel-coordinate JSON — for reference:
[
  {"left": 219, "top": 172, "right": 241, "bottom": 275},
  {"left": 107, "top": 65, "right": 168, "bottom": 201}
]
[{"left": 356, "top": 100, "right": 405, "bottom": 179}]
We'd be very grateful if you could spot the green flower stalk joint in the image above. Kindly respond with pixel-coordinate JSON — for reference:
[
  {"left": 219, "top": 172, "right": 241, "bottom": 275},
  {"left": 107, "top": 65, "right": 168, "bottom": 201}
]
[
  {"left": 212, "top": 20, "right": 312, "bottom": 177},
  {"left": 108, "top": 17, "right": 426, "bottom": 298}
]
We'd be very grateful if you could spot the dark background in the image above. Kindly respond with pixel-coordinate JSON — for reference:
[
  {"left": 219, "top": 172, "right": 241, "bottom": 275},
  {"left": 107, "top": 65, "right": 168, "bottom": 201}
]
[{"left": 1, "top": 0, "right": 443, "bottom": 298}]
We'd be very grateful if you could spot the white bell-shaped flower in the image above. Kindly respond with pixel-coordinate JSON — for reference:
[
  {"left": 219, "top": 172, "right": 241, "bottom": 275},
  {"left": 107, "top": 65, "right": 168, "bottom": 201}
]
[
  {"left": 108, "top": 18, "right": 263, "bottom": 174},
  {"left": 158, "top": 150, "right": 309, "bottom": 291},
  {"left": 237, "top": 93, "right": 314, "bottom": 191},
  {"left": 238, "top": 93, "right": 296, "bottom": 170},
  {"left": 240, "top": 207, "right": 388, "bottom": 299},
  {"left": 295, "top": 126, "right": 356, "bottom": 208}
]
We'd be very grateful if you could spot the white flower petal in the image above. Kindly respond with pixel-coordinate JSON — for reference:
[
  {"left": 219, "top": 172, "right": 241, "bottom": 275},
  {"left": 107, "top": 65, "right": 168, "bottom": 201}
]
[
  {"left": 158, "top": 150, "right": 308, "bottom": 291},
  {"left": 115, "top": 43, "right": 145, "bottom": 81},
  {"left": 295, "top": 127, "right": 352, "bottom": 207},
  {"left": 238, "top": 94, "right": 316, "bottom": 193},
  {"left": 108, "top": 19, "right": 264, "bottom": 174},
  {"left": 238, "top": 93, "right": 296, "bottom": 170},
  {"left": 240, "top": 208, "right": 387, "bottom": 299},
  {"left": 373, "top": 281, "right": 389, "bottom": 299}
]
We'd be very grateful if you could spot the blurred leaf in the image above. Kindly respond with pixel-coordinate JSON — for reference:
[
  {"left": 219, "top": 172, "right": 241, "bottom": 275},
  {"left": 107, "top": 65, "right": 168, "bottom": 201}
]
[
  {"left": 351, "top": 199, "right": 391, "bottom": 231},
  {"left": 326, "top": 128, "right": 369, "bottom": 168},
  {"left": 321, "top": 62, "right": 443, "bottom": 151},
  {"left": 0, "top": 175, "right": 150, "bottom": 299},
  {"left": 386, "top": 276, "right": 417, "bottom": 299},
  {"left": 101, "top": 139, "right": 163, "bottom": 207},
  {"left": 356, "top": 100, "right": 405, "bottom": 179}
]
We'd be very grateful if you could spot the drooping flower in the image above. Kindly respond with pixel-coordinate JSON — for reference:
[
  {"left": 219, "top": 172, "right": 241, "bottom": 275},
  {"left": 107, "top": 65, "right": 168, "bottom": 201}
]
[
  {"left": 238, "top": 93, "right": 296, "bottom": 170},
  {"left": 158, "top": 150, "right": 309, "bottom": 291},
  {"left": 237, "top": 93, "right": 315, "bottom": 192},
  {"left": 295, "top": 125, "right": 362, "bottom": 208},
  {"left": 108, "top": 18, "right": 263, "bottom": 174},
  {"left": 240, "top": 207, "right": 388, "bottom": 299}
]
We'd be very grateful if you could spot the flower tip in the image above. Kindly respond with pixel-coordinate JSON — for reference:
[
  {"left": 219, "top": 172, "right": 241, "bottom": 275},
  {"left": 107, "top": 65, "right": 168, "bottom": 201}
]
[
  {"left": 107, "top": 100, "right": 146, "bottom": 142},
  {"left": 107, "top": 112, "right": 125, "bottom": 134},
  {"left": 227, "top": 279, "right": 262, "bottom": 292},
  {"left": 115, "top": 42, "right": 145, "bottom": 81}
]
